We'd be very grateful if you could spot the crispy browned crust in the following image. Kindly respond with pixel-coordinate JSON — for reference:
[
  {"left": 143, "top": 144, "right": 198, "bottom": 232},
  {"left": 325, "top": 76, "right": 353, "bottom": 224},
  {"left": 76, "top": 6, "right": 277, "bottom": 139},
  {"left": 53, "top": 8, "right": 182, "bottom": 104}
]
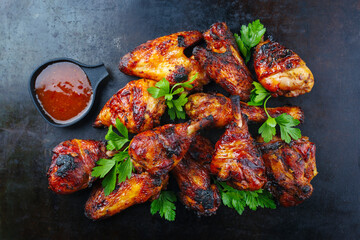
[
  {"left": 185, "top": 93, "right": 304, "bottom": 127},
  {"left": 172, "top": 156, "right": 220, "bottom": 216},
  {"left": 185, "top": 93, "right": 233, "bottom": 128},
  {"left": 93, "top": 79, "right": 166, "bottom": 133},
  {"left": 257, "top": 136, "right": 317, "bottom": 207},
  {"left": 253, "top": 40, "right": 314, "bottom": 97},
  {"left": 47, "top": 139, "right": 107, "bottom": 194},
  {"left": 211, "top": 114, "right": 267, "bottom": 191},
  {"left": 85, "top": 173, "right": 169, "bottom": 220},
  {"left": 129, "top": 118, "right": 213, "bottom": 176},
  {"left": 188, "top": 135, "right": 214, "bottom": 171},
  {"left": 193, "top": 22, "right": 254, "bottom": 100},
  {"left": 119, "top": 31, "right": 209, "bottom": 90},
  {"left": 240, "top": 101, "right": 304, "bottom": 123}
]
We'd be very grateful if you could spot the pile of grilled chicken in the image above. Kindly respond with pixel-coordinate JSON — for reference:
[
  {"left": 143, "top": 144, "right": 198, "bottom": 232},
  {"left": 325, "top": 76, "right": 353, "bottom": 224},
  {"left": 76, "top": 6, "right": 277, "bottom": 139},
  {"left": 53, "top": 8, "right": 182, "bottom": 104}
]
[{"left": 47, "top": 22, "right": 317, "bottom": 220}]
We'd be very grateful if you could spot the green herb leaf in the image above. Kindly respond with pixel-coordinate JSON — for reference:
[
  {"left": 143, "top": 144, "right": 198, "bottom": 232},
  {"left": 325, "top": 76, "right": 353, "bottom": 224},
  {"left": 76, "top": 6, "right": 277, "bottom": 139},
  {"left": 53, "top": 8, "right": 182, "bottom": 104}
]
[
  {"left": 150, "top": 191, "right": 177, "bottom": 221},
  {"left": 247, "top": 82, "right": 271, "bottom": 106},
  {"left": 234, "top": 19, "right": 266, "bottom": 63},
  {"left": 258, "top": 118, "right": 277, "bottom": 142},
  {"left": 91, "top": 158, "right": 115, "bottom": 178},
  {"left": 91, "top": 118, "right": 134, "bottom": 196},
  {"left": 102, "top": 166, "right": 117, "bottom": 196},
  {"left": 215, "top": 181, "right": 276, "bottom": 215},
  {"left": 147, "top": 74, "right": 198, "bottom": 120},
  {"left": 105, "top": 125, "right": 130, "bottom": 151}
]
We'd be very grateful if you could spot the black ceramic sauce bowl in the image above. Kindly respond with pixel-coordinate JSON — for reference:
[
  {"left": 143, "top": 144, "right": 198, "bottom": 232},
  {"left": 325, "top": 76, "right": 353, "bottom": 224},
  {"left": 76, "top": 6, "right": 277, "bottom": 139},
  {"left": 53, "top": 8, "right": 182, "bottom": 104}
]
[{"left": 28, "top": 58, "right": 109, "bottom": 127}]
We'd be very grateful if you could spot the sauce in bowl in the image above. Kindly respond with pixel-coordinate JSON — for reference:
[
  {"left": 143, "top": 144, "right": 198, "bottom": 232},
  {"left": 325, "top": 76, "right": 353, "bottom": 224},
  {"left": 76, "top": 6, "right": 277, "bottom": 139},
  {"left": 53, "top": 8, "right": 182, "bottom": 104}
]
[{"left": 35, "top": 62, "right": 93, "bottom": 124}]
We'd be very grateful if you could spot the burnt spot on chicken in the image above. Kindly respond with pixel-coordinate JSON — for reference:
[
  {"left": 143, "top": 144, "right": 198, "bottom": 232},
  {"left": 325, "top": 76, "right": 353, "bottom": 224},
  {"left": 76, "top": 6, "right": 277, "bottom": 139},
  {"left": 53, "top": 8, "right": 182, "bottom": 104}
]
[{"left": 55, "top": 154, "right": 77, "bottom": 177}]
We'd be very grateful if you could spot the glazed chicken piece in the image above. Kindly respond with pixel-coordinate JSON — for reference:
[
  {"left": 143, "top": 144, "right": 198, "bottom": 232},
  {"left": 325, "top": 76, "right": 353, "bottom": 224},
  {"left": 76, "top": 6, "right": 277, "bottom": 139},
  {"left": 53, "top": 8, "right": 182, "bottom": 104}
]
[
  {"left": 85, "top": 173, "right": 168, "bottom": 220},
  {"left": 193, "top": 22, "right": 253, "bottom": 101},
  {"left": 47, "top": 139, "right": 107, "bottom": 194},
  {"left": 172, "top": 135, "right": 220, "bottom": 216},
  {"left": 119, "top": 31, "right": 209, "bottom": 90},
  {"left": 94, "top": 79, "right": 166, "bottom": 133},
  {"left": 257, "top": 136, "right": 317, "bottom": 207},
  {"left": 185, "top": 93, "right": 304, "bottom": 128},
  {"left": 253, "top": 39, "right": 314, "bottom": 97},
  {"left": 187, "top": 135, "right": 214, "bottom": 170},
  {"left": 211, "top": 96, "right": 267, "bottom": 190},
  {"left": 129, "top": 116, "right": 213, "bottom": 176}
]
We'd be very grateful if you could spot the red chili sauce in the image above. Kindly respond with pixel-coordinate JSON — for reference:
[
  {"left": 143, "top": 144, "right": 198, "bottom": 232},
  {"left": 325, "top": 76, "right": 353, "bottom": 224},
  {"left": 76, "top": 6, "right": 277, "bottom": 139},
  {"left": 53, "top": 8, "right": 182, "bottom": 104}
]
[{"left": 35, "top": 62, "right": 93, "bottom": 124}]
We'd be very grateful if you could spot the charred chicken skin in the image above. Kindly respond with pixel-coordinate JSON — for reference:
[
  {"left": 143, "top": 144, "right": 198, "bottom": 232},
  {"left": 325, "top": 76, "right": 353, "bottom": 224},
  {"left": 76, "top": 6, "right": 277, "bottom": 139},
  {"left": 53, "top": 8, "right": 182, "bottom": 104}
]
[
  {"left": 187, "top": 135, "right": 214, "bottom": 170},
  {"left": 119, "top": 31, "right": 209, "bottom": 90},
  {"left": 85, "top": 173, "right": 168, "bottom": 220},
  {"left": 253, "top": 39, "right": 314, "bottom": 97},
  {"left": 129, "top": 116, "right": 213, "bottom": 176},
  {"left": 193, "top": 22, "right": 253, "bottom": 101},
  {"left": 94, "top": 79, "right": 166, "bottom": 133},
  {"left": 172, "top": 135, "right": 220, "bottom": 216},
  {"left": 257, "top": 136, "right": 317, "bottom": 207},
  {"left": 211, "top": 97, "right": 267, "bottom": 190},
  {"left": 47, "top": 139, "right": 107, "bottom": 194},
  {"left": 185, "top": 93, "right": 304, "bottom": 128}
]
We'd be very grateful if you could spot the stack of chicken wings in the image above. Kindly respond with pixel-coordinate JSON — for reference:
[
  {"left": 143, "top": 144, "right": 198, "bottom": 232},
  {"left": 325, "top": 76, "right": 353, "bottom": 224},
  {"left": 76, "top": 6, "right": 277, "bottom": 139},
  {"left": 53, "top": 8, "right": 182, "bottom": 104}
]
[{"left": 47, "top": 22, "right": 317, "bottom": 220}]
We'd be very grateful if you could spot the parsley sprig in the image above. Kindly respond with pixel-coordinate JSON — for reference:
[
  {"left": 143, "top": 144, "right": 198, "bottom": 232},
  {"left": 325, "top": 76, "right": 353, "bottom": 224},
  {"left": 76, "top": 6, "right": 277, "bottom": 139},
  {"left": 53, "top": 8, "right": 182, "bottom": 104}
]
[
  {"left": 234, "top": 19, "right": 266, "bottom": 63},
  {"left": 91, "top": 119, "right": 134, "bottom": 196},
  {"left": 247, "top": 82, "right": 302, "bottom": 143},
  {"left": 147, "top": 73, "right": 197, "bottom": 120},
  {"left": 215, "top": 181, "right": 276, "bottom": 215},
  {"left": 150, "top": 191, "right": 177, "bottom": 221}
]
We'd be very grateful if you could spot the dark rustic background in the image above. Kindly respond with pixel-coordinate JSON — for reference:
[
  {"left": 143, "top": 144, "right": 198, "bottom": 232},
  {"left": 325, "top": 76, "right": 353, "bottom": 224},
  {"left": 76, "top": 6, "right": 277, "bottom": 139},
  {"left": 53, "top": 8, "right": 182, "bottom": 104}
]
[{"left": 0, "top": 0, "right": 359, "bottom": 239}]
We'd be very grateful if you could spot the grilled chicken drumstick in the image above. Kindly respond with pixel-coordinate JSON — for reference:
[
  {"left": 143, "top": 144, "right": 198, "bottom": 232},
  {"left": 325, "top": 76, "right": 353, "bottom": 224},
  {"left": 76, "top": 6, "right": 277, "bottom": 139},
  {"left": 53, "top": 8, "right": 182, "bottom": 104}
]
[
  {"left": 185, "top": 93, "right": 304, "bottom": 128},
  {"left": 94, "top": 79, "right": 166, "bottom": 133},
  {"left": 253, "top": 39, "right": 314, "bottom": 97},
  {"left": 211, "top": 96, "right": 267, "bottom": 190},
  {"left": 129, "top": 116, "right": 213, "bottom": 176},
  {"left": 172, "top": 135, "right": 220, "bottom": 216},
  {"left": 47, "top": 139, "right": 107, "bottom": 194},
  {"left": 119, "top": 31, "right": 209, "bottom": 90},
  {"left": 85, "top": 173, "right": 169, "bottom": 220},
  {"left": 193, "top": 22, "right": 253, "bottom": 101},
  {"left": 257, "top": 136, "right": 317, "bottom": 207}
]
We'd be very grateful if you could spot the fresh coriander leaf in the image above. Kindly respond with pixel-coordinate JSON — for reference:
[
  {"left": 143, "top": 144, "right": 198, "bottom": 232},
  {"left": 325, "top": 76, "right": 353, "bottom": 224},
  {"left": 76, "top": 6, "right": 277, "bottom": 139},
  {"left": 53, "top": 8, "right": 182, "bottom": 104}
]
[
  {"left": 172, "top": 93, "right": 188, "bottom": 112},
  {"left": 275, "top": 113, "right": 301, "bottom": 143},
  {"left": 215, "top": 180, "right": 276, "bottom": 215},
  {"left": 150, "top": 191, "right": 177, "bottom": 221},
  {"left": 91, "top": 158, "right": 115, "bottom": 178},
  {"left": 175, "top": 109, "right": 186, "bottom": 119},
  {"left": 102, "top": 166, "right": 117, "bottom": 196},
  {"left": 105, "top": 125, "right": 130, "bottom": 151},
  {"left": 115, "top": 118, "right": 128, "bottom": 139},
  {"left": 235, "top": 19, "right": 266, "bottom": 63},
  {"left": 155, "top": 78, "right": 170, "bottom": 94},
  {"left": 258, "top": 118, "right": 276, "bottom": 142},
  {"left": 117, "top": 157, "right": 133, "bottom": 183},
  {"left": 171, "top": 87, "right": 184, "bottom": 96},
  {"left": 247, "top": 82, "right": 271, "bottom": 106},
  {"left": 164, "top": 93, "right": 173, "bottom": 101},
  {"left": 234, "top": 33, "right": 248, "bottom": 61},
  {"left": 168, "top": 107, "right": 176, "bottom": 120}
]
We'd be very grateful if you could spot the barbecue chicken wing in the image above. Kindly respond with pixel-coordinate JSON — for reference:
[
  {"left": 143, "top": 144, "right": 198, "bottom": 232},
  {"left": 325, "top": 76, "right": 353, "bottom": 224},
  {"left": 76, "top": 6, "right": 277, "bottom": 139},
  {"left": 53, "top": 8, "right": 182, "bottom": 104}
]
[
  {"left": 85, "top": 173, "right": 168, "bottom": 220},
  {"left": 193, "top": 22, "right": 253, "bottom": 100},
  {"left": 187, "top": 135, "right": 214, "bottom": 170},
  {"left": 47, "top": 139, "right": 107, "bottom": 194},
  {"left": 185, "top": 93, "right": 304, "bottom": 128},
  {"left": 94, "top": 79, "right": 166, "bottom": 133},
  {"left": 129, "top": 116, "right": 213, "bottom": 176},
  {"left": 257, "top": 136, "right": 317, "bottom": 207},
  {"left": 211, "top": 96, "right": 266, "bottom": 190},
  {"left": 172, "top": 135, "right": 220, "bottom": 216},
  {"left": 253, "top": 40, "right": 314, "bottom": 97},
  {"left": 119, "top": 31, "right": 209, "bottom": 90}
]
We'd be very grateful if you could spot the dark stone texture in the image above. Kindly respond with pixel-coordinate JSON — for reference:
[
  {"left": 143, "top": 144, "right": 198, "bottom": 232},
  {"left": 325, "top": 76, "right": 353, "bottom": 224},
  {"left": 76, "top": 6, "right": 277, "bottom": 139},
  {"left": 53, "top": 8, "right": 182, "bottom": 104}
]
[{"left": 0, "top": 0, "right": 359, "bottom": 239}]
